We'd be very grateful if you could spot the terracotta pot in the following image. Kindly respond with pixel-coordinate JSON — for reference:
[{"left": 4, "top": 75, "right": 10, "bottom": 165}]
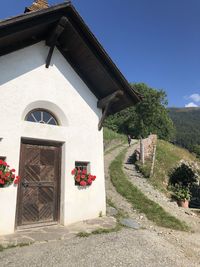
[{"left": 177, "top": 199, "right": 189, "bottom": 208}]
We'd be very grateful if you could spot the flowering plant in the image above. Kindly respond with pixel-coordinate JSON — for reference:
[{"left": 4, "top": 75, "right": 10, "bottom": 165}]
[
  {"left": 71, "top": 168, "right": 96, "bottom": 186},
  {"left": 0, "top": 159, "right": 20, "bottom": 188}
]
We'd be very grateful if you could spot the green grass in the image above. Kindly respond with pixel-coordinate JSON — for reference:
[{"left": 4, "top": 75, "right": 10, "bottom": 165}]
[
  {"left": 109, "top": 148, "right": 189, "bottom": 231},
  {"left": 135, "top": 160, "right": 152, "bottom": 179},
  {"left": 76, "top": 224, "right": 121, "bottom": 238},
  {"left": 103, "top": 127, "right": 126, "bottom": 142},
  {"left": 0, "top": 242, "right": 31, "bottom": 252},
  {"left": 76, "top": 232, "right": 91, "bottom": 238},
  {"left": 150, "top": 140, "right": 198, "bottom": 193}
]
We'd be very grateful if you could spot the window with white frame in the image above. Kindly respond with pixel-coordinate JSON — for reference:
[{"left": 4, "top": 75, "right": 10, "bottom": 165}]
[{"left": 25, "top": 109, "right": 58, "bottom": 126}]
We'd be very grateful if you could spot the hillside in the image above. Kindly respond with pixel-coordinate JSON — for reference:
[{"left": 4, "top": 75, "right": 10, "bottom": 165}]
[
  {"left": 151, "top": 140, "right": 198, "bottom": 192},
  {"left": 169, "top": 107, "right": 200, "bottom": 150}
]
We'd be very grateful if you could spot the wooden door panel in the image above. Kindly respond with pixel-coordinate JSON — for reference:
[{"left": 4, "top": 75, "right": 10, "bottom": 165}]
[
  {"left": 24, "top": 165, "right": 40, "bottom": 182},
  {"left": 40, "top": 148, "right": 55, "bottom": 166},
  {"left": 39, "top": 187, "right": 54, "bottom": 221},
  {"left": 17, "top": 142, "right": 61, "bottom": 226},
  {"left": 22, "top": 204, "right": 39, "bottom": 224},
  {"left": 21, "top": 187, "right": 39, "bottom": 224},
  {"left": 25, "top": 145, "right": 40, "bottom": 166},
  {"left": 40, "top": 165, "right": 55, "bottom": 181}
]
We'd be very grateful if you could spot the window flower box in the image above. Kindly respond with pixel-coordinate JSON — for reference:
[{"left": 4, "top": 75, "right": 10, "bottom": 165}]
[
  {"left": 0, "top": 159, "right": 20, "bottom": 188},
  {"left": 71, "top": 167, "right": 96, "bottom": 186}
]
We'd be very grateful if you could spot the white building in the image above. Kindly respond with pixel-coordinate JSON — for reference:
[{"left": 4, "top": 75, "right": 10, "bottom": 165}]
[{"left": 0, "top": 1, "right": 140, "bottom": 235}]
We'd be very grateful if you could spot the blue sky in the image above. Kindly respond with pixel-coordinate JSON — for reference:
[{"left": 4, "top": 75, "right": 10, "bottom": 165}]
[{"left": 1, "top": 0, "right": 200, "bottom": 107}]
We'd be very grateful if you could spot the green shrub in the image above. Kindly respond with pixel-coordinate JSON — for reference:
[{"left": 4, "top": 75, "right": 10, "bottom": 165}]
[{"left": 169, "top": 160, "right": 199, "bottom": 188}]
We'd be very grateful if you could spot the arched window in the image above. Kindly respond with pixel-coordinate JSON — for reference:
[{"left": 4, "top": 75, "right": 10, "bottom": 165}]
[{"left": 25, "top": 109, "right": 58, "bottom": 126}]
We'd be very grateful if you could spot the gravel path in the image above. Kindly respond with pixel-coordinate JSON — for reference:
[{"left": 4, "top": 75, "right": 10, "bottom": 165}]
[
  {"left": 0, "top": 229, "right": 198, "bottom": 267},
  {"left": 0, "top": 142, "right": 200, "bottom": 267},
  {"left": 124, "top": 143, "right": 200, "bottom": 233}
]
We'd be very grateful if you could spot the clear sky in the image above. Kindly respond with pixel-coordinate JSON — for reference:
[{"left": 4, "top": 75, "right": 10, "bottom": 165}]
[{"left": 1, "top": 0, "right": 200, "bottom": 107}]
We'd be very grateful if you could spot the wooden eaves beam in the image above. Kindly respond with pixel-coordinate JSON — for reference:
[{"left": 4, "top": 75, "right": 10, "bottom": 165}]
[
  {"left": 98, "top": 90, "right": 124, "bottom": 130},
  {"left": 45, "top": 16, "right": 68, "bottom": 68}
]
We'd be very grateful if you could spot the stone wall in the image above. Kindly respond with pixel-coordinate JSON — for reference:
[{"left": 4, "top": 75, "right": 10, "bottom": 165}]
[{"left": 135, "top": 134, "right": 157, "bottom": 161}]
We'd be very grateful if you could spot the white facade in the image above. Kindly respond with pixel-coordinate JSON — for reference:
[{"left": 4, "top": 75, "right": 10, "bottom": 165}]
[{"left": 0, "top": 42, "right": 106, "bottom": 235}]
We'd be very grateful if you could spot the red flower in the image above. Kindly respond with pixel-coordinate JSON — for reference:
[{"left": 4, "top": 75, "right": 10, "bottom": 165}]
[
  {"left": 82, "top": 169, "right": 87, "bottom": 175},
  {"left": 81, "top": 175, "right": 85, "bottom": 179},
  {"left": 87, "top": 179, "right": 92, "bottom": 185},
  {"left": 11, "top": 169, "right": 16, "bottom": 173},
  {"left": 80, "top": 180, "right": 87, "bottom": 186},
  {"left": 14, "top": 179, "right": 19, "bottom": 184},
  {"left": 5, "top": 172, "right": 10, "bottom": 177},
  {"left": 91, "top": 175, "right": 96, "bottom": 181},
  {"left": 2, "top": 161, "right": 7, "bottom": 166},
  {"left": 71, "top": 168, "right": 76, "bottom": 175},
  {"left": 0, "top": 160, "right": 3, "bottom": 165},
  {"left": 11, "top": 175, "right": 15, "bottom": 179},
  {"left": 0, "top": 179, "right": 5, "bottom": 184},
  {"left": 76, "top": 177, "right": 81, "bottom": 182}
]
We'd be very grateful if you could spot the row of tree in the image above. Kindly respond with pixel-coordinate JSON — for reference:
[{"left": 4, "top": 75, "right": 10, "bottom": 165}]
[{"left": 104, "top": 83, "right": 175, "bottom": 141}]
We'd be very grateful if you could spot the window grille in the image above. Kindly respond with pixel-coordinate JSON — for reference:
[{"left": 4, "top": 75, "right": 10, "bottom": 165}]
[
  {"left": 25, "top": 109, "right": 58, "bottom": 126},
  {"left": 75, "top": 161, "right": 90, "bottom": 173}
]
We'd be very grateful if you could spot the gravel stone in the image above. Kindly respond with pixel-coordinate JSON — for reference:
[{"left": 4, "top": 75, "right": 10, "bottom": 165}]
[{"left": 120, "top": 218, "right": 140, "bottom": 229}]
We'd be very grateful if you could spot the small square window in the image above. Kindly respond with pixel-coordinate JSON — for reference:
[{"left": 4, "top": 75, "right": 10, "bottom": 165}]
[{"left": 75, "top": 161, "right": 90, "bottom": 173}]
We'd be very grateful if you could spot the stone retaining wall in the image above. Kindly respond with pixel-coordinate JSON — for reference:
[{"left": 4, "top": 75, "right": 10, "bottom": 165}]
[{"left": 135, "top": 134, "right": 157, "bottom": 161}]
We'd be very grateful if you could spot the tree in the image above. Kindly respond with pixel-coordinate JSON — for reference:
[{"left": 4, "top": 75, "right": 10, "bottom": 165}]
[{"left": 104, "top": 83, "right": 175, "bottom": 141}]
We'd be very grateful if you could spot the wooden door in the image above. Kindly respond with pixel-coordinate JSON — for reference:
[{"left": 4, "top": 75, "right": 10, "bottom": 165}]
[{"left": 17, "top": 141, "right": 61, "bottom": 226}]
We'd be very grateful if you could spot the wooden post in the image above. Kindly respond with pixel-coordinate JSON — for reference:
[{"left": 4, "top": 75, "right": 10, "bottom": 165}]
[
  {"left": 140, "top": 138, "right": 144, "bottom": 165},
  {"left": 150, "top": 145, "right": 156, "bottom": 177}
]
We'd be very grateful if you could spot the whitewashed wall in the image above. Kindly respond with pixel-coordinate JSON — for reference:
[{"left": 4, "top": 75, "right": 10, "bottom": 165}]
[{"left": 0, "top": 42, "right": 106, "bottom": 235}]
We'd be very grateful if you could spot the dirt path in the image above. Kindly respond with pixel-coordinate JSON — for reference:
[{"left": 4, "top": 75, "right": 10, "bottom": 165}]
[
  {"left": 124, "top": 143, "right": 200, "bottom": 233},
  {"left": 105, "top": 141, "right": 200, "bottom": 265}
]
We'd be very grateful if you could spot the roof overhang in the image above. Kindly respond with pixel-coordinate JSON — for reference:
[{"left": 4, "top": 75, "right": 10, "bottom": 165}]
[{"left": 0, "top": 2, "right": 142, "bottom": 116}]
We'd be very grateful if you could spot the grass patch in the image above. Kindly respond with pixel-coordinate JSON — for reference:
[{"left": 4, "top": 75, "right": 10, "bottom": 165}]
[
  {"left": 76, "top": 224, "right": 121, "bottom": 238},
  {"left": 0, "top": 242, "right": 31, "bottom": 252},
  {"left": 76, "top": 232, "right": 91, "bottom": 238},
  {"left": 150, "top": 140, "right": 199, "bottom": 193},
  {"left": 109, "top": 148, "right": 189, "bottom": 231},
  {"left": 91, "top": 224, "right": 121, "bottom": 234},
  {"left": 135, "top": 160, "right": 152, "bottom": 178},
  {"left": 103, "top": 127, "right": 126, "bottom": 142}
]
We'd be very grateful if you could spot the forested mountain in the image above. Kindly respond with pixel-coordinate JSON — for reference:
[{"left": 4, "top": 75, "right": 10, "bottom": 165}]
[{"left": 169, "top": 107, "right": 200, "bottom": 153}]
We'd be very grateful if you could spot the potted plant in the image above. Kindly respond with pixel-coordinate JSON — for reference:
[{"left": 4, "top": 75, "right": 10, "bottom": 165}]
[
  {"left": 71, "top": 168, "right": 96, "bottom": 187},
  {"left": 172, "top": 184, "right": 191, "bottom": 208},
  {"left": 168, "top": 160, "right": 200, "bottom": 208}
]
